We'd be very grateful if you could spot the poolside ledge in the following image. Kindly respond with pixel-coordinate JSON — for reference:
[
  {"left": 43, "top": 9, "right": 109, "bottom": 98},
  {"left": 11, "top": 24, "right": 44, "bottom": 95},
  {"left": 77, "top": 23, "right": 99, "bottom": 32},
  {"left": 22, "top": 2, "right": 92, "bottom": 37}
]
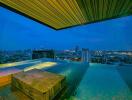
[{"left": 11, "top": 69, "right": 66, "bottom": 100}]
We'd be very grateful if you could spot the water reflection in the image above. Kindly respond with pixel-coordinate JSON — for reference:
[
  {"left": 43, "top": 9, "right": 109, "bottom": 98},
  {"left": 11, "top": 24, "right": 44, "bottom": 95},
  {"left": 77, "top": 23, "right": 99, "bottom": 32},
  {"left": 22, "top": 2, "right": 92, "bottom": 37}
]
[
  {"left": 71, "top": 64, "right": 132, "bottom": 100},
  {"left": 44, "top": 62, "right": 89, "bottom": 99},
  {"left": 117, "top": 65, "right": 132, "bottom": 91}
]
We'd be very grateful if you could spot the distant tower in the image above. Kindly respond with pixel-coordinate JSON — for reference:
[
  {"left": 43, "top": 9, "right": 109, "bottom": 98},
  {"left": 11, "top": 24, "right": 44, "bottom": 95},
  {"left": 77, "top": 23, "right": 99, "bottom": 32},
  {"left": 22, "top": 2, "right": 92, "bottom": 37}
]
[
  {"left": 82, "top": 48, "right": 89, "bottom": 62},
  {"left": 75, "top": 46, "right": 79, "bottom": 53}
]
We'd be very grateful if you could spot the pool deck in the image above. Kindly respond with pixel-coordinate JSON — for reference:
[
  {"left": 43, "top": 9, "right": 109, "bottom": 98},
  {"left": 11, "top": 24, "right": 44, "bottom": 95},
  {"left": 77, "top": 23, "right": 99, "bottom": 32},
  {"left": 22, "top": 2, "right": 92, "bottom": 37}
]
[
  {"left": 0, "top": 67, "right": 66, "bottom": 100},
  {"left": 12, "top": 69, "right": 66, "bottom": 100},
  {"left": 0, "top": 68, "right": 22, "bottom": 87}
]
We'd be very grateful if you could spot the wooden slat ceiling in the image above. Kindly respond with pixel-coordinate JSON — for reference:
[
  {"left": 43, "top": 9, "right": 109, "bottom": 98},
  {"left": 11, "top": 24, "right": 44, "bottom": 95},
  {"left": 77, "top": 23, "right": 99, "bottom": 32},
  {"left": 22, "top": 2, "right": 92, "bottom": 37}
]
[{"left": 0, "top": 0, "right": 132, "bottom": 30}]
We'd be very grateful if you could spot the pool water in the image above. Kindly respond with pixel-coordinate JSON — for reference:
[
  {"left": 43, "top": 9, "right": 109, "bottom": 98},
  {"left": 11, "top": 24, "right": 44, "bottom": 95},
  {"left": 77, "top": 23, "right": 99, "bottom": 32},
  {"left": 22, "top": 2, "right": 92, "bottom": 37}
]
[
  {"left": 71, "top": 64, "right": 132, "bottom": 100},
  {"left": 0, "top": 59, "right": 132, "bottom": 100}
]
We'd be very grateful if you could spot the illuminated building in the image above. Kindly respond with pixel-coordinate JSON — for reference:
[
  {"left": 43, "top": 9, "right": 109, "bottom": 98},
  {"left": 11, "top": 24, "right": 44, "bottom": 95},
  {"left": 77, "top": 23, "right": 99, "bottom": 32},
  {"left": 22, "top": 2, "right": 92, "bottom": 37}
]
[{"left": 81, "top": 48, "right": 89, "bottom": 62}]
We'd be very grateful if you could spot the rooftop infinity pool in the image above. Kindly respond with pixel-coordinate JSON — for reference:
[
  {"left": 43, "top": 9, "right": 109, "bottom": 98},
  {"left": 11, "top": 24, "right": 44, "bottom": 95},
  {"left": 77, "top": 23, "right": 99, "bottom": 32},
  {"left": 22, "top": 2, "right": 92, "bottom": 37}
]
[{"left": 0, "top": 59, "right": 132, "bottom": 100}]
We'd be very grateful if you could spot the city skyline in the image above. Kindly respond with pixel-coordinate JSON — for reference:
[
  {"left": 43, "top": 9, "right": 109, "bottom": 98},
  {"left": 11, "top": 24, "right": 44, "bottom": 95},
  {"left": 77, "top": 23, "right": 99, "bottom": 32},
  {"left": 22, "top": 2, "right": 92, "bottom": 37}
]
[{"left": 0, "top": 7, "right": 132, "bottom": 51}]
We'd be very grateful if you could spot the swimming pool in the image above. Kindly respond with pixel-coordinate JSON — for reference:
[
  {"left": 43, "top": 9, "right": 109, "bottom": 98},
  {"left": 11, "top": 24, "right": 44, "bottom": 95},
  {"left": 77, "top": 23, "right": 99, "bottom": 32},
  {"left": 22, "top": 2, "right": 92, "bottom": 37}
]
[
  {"left": 0, "top": 59, "right": 132, "bottom": 100},
  {"left": 70, "top": 64, "right": 132, "bottom": 100}
]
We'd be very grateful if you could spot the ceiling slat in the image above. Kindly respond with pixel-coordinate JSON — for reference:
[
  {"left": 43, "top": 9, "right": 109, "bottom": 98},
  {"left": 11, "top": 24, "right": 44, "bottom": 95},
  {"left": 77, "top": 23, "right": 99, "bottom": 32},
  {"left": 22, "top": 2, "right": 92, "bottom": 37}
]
[{"left": 0, "top": 0, "right": 131, "bottom": 29}]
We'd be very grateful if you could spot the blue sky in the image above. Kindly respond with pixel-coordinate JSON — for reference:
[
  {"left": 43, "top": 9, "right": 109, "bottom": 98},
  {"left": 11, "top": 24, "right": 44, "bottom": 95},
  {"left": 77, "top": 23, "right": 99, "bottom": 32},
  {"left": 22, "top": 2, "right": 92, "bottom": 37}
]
[{"left": 0, "top": 7, "right": 132, "bottom": 50}]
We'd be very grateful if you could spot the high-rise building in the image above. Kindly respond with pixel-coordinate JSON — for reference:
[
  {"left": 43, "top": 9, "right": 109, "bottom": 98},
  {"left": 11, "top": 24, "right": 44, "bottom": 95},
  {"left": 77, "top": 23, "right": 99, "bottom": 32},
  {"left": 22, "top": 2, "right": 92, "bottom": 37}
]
[
  {"left": 81, "top": 48, "right": 89, "bottom": 62},
  {"left": 75, "top": 46, "right": 79, "bottom": 53},
  {"left": 32, "top": 50, "right": 55, "bottom": 59}
]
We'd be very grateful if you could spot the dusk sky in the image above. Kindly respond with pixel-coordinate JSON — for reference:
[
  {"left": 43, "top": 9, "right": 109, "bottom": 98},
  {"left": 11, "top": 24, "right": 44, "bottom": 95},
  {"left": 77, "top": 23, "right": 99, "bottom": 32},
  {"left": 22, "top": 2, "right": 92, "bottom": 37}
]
[{"left": 0, "top": 7, "right": 132, "bottom": 51}]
